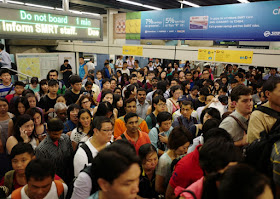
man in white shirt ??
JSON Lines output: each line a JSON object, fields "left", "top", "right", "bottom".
{"left": 0, "top": 43, "right": 11, "bottom": 69}
{"left": 10, "top": 158, "right": 68, "bottom": 199}
{"left": 148, "top": 61, "right": 154, "bottom": 71}
{"left": 73, "top": 116, "right": 113, "bottom": 177}
{"left": 86, "top": 58, "right": 95, "bottom": 71}
{"left": 121, "top": 61, "right": 130, "bottom": 76}
{"left": 115, "top": 55, "right": 123, "bottom": 70}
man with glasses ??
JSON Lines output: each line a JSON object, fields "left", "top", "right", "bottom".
{"left": 198, "top": 69, "right": 211, "bottom": 88}
{"left": 73, "top": 116, "right": 113, "bottom": 177}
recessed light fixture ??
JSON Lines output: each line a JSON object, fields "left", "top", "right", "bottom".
{"left": 116, "top": 0, "right": 162, "bottom": 10}
{"left": 179, "top": 1, "right": 200, "bottom": 8}
{"left": 237, "top": 0, "right": 250, "bottom": 3}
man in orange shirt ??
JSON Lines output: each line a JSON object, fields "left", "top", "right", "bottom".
{"left": 116, "top": 112, "right": 150, "bottom": 154}
{"left": 114, "top": 98, "right": 149, "bottom": 139}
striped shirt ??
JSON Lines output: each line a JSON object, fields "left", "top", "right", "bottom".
{"left": 0, "top": 83, "right": 14, "bottom": 97}
{"left": 35, "top": 134, "right": 74, "bottom": 184}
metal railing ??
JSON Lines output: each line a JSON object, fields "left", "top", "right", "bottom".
{"left": 6, "top": 68, "right": 32, "bottom": 84}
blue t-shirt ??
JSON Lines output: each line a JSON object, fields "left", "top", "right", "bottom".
{"left": 79, "top": 63, "right": 86, "bottom": 79}
{"left": 88, "top": 191, "right": 99, "bottom": 199}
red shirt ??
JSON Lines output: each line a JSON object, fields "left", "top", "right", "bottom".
{"left": 116, "top": 130, "right": 151, "bottom": 154}
{"left": 169, "top": 145, "right": 203, "bottom": 189}
{"left": 5, "top": 94, "right": 15, "bottom": 103}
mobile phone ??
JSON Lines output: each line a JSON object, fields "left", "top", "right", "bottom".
{"left": 160, "top": 133, "right": 165, "bottom": 136}
{"left": 83, "top": 92, "right": 88, "bottom": 95}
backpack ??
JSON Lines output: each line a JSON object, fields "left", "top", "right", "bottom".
{"left": 170, "top": 154, "right": 187, "bottom": 173}
{"left": 4, "top": 170, "right": 15, "bottom": 196}
{"left": 67, "top": 143, "right": 93, "bottom": 198}
{"left": 156, "top": 127, "right": 165, "bottom": 151}
{"left": 243, "top": 106, "right": 280, "bottom": 177}
{"left": 148, "top": 113, "right": 157, "bottom": 129}
{"left": 10, "top": 62, "right": 17, "bottom": 75}
{"left": 11, "top": 180, "right": 64, "bottom": 199}
{"left": 80, "top": 165, "right": 100, "bottom": 195}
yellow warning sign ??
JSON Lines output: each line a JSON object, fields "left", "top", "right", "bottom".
{"left": 215, "top": 50, "right": 253, "bottom": 64}
{"left": 122, "top": 46, "right": 143, "bottom": 56}
{"left": 198, "top": 49, "right": 215, "bottom": 61}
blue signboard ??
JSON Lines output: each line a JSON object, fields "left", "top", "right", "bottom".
{"left": 141, "top": 1, "right": 280, "bottom": 41}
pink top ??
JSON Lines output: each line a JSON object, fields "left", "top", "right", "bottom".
{"left": 97, "top": 92, "right": 102, "bottom": 102}
{"left": 175, "top": 176, "right": 204, "bottom": 199}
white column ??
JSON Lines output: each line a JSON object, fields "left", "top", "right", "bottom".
{"left": 62, "top": 0, "right": 69, "bottom": 12}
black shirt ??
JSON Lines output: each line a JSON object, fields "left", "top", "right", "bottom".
{"left": 60, "top": 64, "right": 72, "bottom": 80}
{"left": 38, "top": 95, "right": 57, "bottom": 121}
{"left": 193, "top": 98, "right": 206, "bottom": 110}
{"left": 64, "top": 89, "right": 83, "bottom": 106}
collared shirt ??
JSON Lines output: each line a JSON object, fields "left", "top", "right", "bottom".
{"left": 149, "top": 124, "right": 173, "bottom": 152}
{"left": 263, "top": 73, "right": 280, "bottom": 80}
{"left": 172, "top": 115, "right": 197, "bottom": 130}
{"left": 219, "top": 110, "right": 249, "bottom": 142}
{"left": 116, "top": 130, "right": 151, "bottom": 154}
{"left": 247, "top": 102, "right": 278, "bottom": 143}
{"left": 0, "top": 50, "right": 11, "bottom": 69}
{"left": 136, "top": 99, "right": 150, "bottom": 119}
{"left": 35, "top": 134, "right": 74, "bottom": 183}
{"left": 146, "top": 90, "right": 156, "bottom": 104}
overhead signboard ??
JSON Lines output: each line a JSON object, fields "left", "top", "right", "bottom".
{"left": 197, "top": 49, "right": 254, "bottom": 64}
{"left": 122, "top": 46, "right": 143, "bottom": 56}
{"left": 0, "top": 4, "right": 102, "bottom": 40}
{"left": 140, "top": 1, "right": 280, "bottom": 41}
{"left": 198, "top": 49, "right": 215, "bottom": 61}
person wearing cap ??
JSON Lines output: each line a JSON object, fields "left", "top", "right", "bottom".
{"left": 172, "top": 101, "right": 197, "bottom": 130}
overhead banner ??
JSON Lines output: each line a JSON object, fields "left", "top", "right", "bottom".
{"left": 0, "top": 4, "right": 102, "bottom": 40}
{"left": 198, "top": 49, "right": 253, "bottom": 64}
{"left": 140, "top": 1, "right": 280, "bottom": 41}
{"left": 123, "top": 46, "right": 143, "bottom": 56}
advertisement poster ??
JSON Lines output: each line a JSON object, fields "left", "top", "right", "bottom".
{"left": 140, "top": 1, "right": 280, "bottom": 41}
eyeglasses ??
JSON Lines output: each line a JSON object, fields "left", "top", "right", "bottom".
{"left": 82, "top": 101, "right": 91, "bottom": 104}
{"left": 157, "top": 103, "right": 166, "bottom": 107}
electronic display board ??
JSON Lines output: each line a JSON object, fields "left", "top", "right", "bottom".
{"left": 0, "top": 4, "right": 102, "bottom": 40}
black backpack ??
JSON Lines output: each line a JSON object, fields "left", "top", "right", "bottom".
{"left": 66, "top": 143, "right": 94, "bottom": 199}
{"left": 148, "top": 113, "right": 157, "bottom": 129}
{"left": 243, "top": 106, "right": 280, "bottom": 177}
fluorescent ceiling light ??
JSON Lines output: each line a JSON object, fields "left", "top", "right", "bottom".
{"left": 237, "top": 0, "right": 250, "bottom": 3}
{"left": 25, "top": 3, "right": 54, "bottom": 9}
{"left": 69, "top": 10, "right": 82, "bottom": 14}
{"left": 55, "top": 7, "right": 64, "bottom": 11}
{"left": 7, "top": 0, "right": 24, "bottom": 4}
{"left": 116, "top": 0, "right": 162, "bottom": 10}
{"left": 82, "top": 12, "right": 100, "bottom": 16}
{"left": 179, "top": 1, "right": 200, "bottom": 7}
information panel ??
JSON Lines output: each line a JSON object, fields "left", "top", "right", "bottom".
{"left": 141, "top": 1, "right": 280, "bottom": 41}
{"left": 197, "top": 49, "right": 253, "bottom": 64}
{"left": 198, "top": 49, "right": 215, "bottom": 61}
{"left": 123, "top": 46, "right": 143, "bottom": 56}
{"left": 0, "top": 5, "right": 102, "bottom": 40}
{"left": 215, "top": 50, "right": 253, "bottom": 64}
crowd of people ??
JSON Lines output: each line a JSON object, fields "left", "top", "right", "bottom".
{"left": 0, "top": 51, "right": 279, "bottom": 199}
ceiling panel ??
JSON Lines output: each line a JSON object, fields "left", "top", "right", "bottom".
{"left": 1, "top": 0, "right": 274, "bottom": 14}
